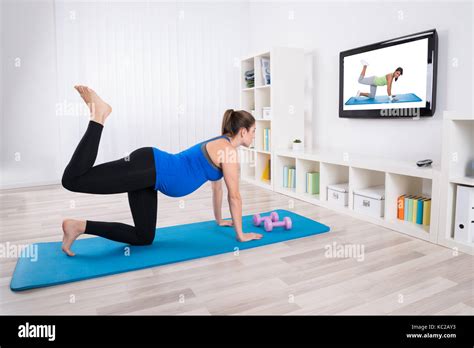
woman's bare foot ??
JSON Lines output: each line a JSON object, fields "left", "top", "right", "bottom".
{"left": 74, "top": 85, "right": 112, "bottom": 125}
{"left": 62, "top": 219, "right": 86, "bottom": 257}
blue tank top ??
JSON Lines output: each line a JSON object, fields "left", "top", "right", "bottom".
{"left": 152, "top": 135, "right": 231, "bottom": 197}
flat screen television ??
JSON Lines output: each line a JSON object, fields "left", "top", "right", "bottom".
{"left": 339, "top": 29, "right": 438, "bottom": 118}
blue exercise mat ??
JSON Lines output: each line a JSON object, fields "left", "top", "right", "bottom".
{"left": 345, "top": 93, "right": 422, "bottom": 105}
{"left": 10, "top": 209, "right": 330, "bottom": 291}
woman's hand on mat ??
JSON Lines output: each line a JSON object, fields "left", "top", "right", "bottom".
{"left": 237, "top": 232, "right": 263, "bottom": 242}
{"left": 217, "top": 219, "right": 233, "bottom": 227}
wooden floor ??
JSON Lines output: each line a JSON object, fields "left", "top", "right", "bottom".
{"left": 0, "top": 181, "right": 472, "bottom": 315}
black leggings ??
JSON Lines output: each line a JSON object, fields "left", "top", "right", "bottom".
{"left": 61, "top": 120, "right": 157, "bottom": 245}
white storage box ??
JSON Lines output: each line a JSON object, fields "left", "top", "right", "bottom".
{"left": 262, "top": 107, "right": 272, "bottom": 119}
{"left": 454, "top": 185, "right": 474, "bottom": 243}
{"left": 353, "top": 185, "right": 385, "bottom": 218}
{"left": 327, "top": 183, "right": 349, "bottom": 207}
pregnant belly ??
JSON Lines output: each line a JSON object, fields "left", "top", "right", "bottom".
{"left": 156, "top": 173, "right": 206, "bottom": 197}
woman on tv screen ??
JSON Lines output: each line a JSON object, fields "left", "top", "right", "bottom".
{"left": 356, "top": 59, "right": 403, "bottom": 102}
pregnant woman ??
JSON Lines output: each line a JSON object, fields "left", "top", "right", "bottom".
{"left": 356, "top": 59, "right": 403, "bottom": 101}
{"left": 61, "top": 86, "right": 261, "bottom": 256}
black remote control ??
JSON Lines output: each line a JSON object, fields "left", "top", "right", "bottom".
{"left": 416, "top": 159, "right": 433, "bottom": 167}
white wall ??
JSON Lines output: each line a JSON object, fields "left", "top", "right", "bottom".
{"left": 0, "top": 0, "right": 60, "bottom": 189}
{"left": 1, "top": 1, "right": 472, "bottom": 189}
{"left": 248, "top": 1, "right": 473, "bottom": 163}
{"left": 53, "top": 0, "right": 248, "bottom": 174}
{"left": 0, "top": 0, "right": 249, "bottom": 189}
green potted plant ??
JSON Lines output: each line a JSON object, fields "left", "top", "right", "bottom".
{"left": 292, "top": 138, "right": 303, "bottom": 151}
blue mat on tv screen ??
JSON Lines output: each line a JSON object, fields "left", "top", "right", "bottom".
{"left": 345, "top": 93, "right": 422, "bottom": 105}
{"left": 10, "top": 209, "right": 330, "bottom": 291}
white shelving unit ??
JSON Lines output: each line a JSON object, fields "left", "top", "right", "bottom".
{"left": 239, "top": 47, "right": 305, "bottom": 190}
{"left": 273, "top": 149, "right": 440, "bottom": 243}
{"left": 438, "top": 112, "right": 474, "bottom": 255}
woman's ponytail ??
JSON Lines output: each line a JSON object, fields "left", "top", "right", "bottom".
{"left": 221, "top": 109, "right": 255, "bottom": 136}
{"left": 221, "top": 109, "right": 234, "bottom": 135}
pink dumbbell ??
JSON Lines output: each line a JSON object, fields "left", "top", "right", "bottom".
{"left": 264, "top": 216, "right": 292, "bottom": 232}
{"left": 253, "top": 211, "right": 279, "bottom": 227}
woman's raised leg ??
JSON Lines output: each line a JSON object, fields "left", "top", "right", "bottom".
{"left": 61, "top": 86, "right": 154, "bottom": 194}
{"left": 61, "top": 85, "right": 112, "bottom": 183}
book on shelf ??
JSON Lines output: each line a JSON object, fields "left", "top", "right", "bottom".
{"left": 261, "top": 158, "right": 271, "bottom": 181}
{"left": 403, "top": 196, "right": 409, "bottom": 220}
{"left": 306, "top": 172, "right": 320, "bottom": 194}
{"left": 265, "top": 128, "right": 268, "bottom": 151}
{"left": 422, "top": 198, "right": 431, "bottom": 226}
{"left": 269, "top": 159, "right": 271, "bottom": 179}
{"left": 407, "top": 197, "right": 413, "bottom": 222}
{"left": 398, "top": 194, "right": 431, "bottom": 226}
{"left": 412, "top": 197, "right": 419, "bottom": 224}
{"left": 397, "top": 195, "right": 405, "bottom": 219}
{"left": 283, "top": 166, "right": 295, "bottom": 188}
{"left": 262, "top": 128, "right": 271, "bottom": 152}
{"left": 416, "top": 199, "right": 424, "bottom": 225}
{"left": 268, "top": 128, "right": 271, "bottom": 151}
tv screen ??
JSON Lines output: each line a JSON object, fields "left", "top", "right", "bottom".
{"left": 339, "top": 29, "right": 438, "bottom": 118}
